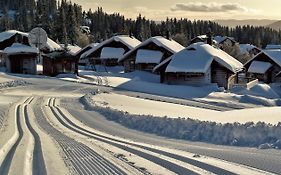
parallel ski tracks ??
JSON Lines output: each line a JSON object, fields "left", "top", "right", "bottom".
{"left": 48, "top": 97, "right": 238, "bottom": 175}
{"left": 35, "top": 97, "right": 127, "bottom": 175}
{"left": 0, "top": 97, "right": 46, "bottom": 175}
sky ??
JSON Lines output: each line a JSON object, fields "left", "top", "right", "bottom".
{"left": 72, "top": 0, "right": 281, "bottom": 21}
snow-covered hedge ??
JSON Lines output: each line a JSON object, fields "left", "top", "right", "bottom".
{"left": 0, "top": 80, "right": 30, "bottom": 89}
{"left": 81, "top": 94, "right": 281, "bottom": 149}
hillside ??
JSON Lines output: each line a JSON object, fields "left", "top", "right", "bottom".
{"left": 267, "top": 20, "right": 281, "bottom": 31}
{"left": 215, "top": 19, "right": 278, "bottom": 28}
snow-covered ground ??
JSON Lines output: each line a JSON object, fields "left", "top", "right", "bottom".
{"left": 1, "top": 69, "right": 281, "bottom": 174}
{"left": 76, "top": 68, "right": 281, "bottom": 108}
{"left": 92, "top": 92, "right": 281, "bottom": 124}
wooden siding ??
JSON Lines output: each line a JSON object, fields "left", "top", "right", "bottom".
{"left": 43, "top": 57, "right": 77, "bottom": 76}
{"left": 6, "top": 54, "right": 37, "bottom": 74}
{"left": 164, "top": 69, "right": 210, "bottom": 86}
{"left": 211, "top": 61, "right": 234, "bottom": 89}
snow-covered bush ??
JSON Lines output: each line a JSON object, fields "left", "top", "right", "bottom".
{"left": 0, "top": 80, "right": 30, "bottom": 89}
{"left": 81, "top": 95, "right": 281, "bottom": 149}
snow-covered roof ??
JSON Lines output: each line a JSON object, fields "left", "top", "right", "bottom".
{"left": 248, "top": 61, "right": 272, "bottom": 74}
{"left": 76, "top": 43, "right": 99, "bottom": 57}
{"left": 213, "top": 36, "right": 236, "bottom": 44}
{"left": 265, "top": 45, "right": 281, "bottom": 50}
{"left": 239, "top": 44, "right": 259, "bottom": 54}
{"left": 0, "top": 30, "right": 28, "bottom": 42}
{"left": 60, "top": 44, "right": 81, "bottom": 55}
{"left": 100, "top": 47, "right": 125, "bottom": 59}
{"left": 119, "top": 36, "right": 184, "bottom": 62}
{"left": 245, "top": 50, "right": 281, "bottom": 69}
{"left": 135, "top": 49, "right": 164, "bottom": 64}
{"left": 81, "top": 36, "right": 141, "bottom": 58}
{"left": 4, "top": 43, "right": 39, "bottom": 55}
{"left": 45, "top": 38, "right": 62, "bottom": 52}
{"left": 164, "top": 43, "right": 243, "bottom": 73}
{"left": 0, "top": 30, "right": 62, "bottom": 52}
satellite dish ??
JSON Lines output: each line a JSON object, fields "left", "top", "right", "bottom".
{"left": 28, "top": 27, "right": 48, "bottom": 49}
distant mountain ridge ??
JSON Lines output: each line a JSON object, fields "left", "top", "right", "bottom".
{"left": 267, "top": 21, "right": 281, "bottom": 31}
{"left": 214, "top": 19, "right": 278, "bottom": 28}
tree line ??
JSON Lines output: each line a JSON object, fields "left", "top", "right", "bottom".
{"left": 0, "top": 0, "right": 281, "bottom": 48}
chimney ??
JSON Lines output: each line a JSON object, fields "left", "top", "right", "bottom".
{"left": 166, "top": 30, "right": 170, "bottom": 40}
{"left": 129, "top": 29, "right": 132, "bottom": 38}
{"left": 207, "top": 27, "right": 213, "bottom": 46}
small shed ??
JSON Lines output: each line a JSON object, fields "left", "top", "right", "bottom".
{"left": 119, "top": 36, "right": 185, "bottom": 72}
{"left": 3, "top": 43, "right": 38, "bottom": 74}
{"left": 244, "top": 50, "right": 281, "bottom": 83}
{"left": 43, "top": 50, "right": 78, "bottom": 76}
{"left": 80, "top": 35, "right": 141, "bottom": 67}
{"left": 154, "top": 43, "right": 243, "bottom": 89}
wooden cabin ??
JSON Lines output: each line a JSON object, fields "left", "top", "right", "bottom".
{"left": 244, "top": 50, "right": 281, "bottom": 84}
{"left": 0, "top": 30, "right": 62, "bottom": 53}
{"left": 80, "top": 36, "right": 140, "bottom": 67}
{"left": 154, "top": 43, "right": 243, "bottom": 89}
{"left": 3, "top": 43, "right": 38, "bottom": 74}
{"left": 0, "top": 30, "right": 29, "bottom": 50}
{"left": 43, "top": 51, "right": 78, "bottom": 76}
{"left": 239, "top": 44, "right": 261, "bottom": 57}
{"left": 77, "top": 43, "right": 99, "bottom": 66}
{"left": 190, "top": 35, "right": 237, "bottom": 50}
{"left": 119, "top": 36, "right": 184, "bottom": 73}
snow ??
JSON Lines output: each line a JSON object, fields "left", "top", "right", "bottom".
{"left": 166, "top": 48, "right": 213, "bottom": 73}
{"left": 265, "top": 44, "right": 281, "bottom": 50}
{"left": 81, "top": 35, "right": 141, "bottom": 58}
{"left": 248, "top": 61, "right": 272, "bottom": 74}
{"left": 3, "top": 43, "right": 39, "bottom": 55}
{"left": 100, "top": 47, "right": 125, "bottom": 59}
{"left": 119, "top": 36, "right": 184, "bottom": 62}
{"left": 263, "top": 50, "right": 281, "bottom": 67}
{"left": 91, "top": 92, "right": 281, "bottom": 124}
{"left": 135, "top": 49, "right": 164, "bottom": 64}
{"left": 60, "top": 44, "right": 81, "bottom": 55}
{"left": 239, "top": 44, "right": 258, "bottom": 54}
{"left": 45, "top": 38, "right": 62, "bottom": 51}
{"left": 213, "top": 36, "right": 236, "bottom": 44}
{"left": 165, "top": 43, "right": 243, "bottom": 73}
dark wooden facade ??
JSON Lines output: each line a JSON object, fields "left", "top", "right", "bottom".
{"left": 123, "top": 42, "right": 174, "bottom": 73}
{"left": 88, "top": 41, "right": 131, "bottom": 66}
{"left": 244, "top": 52, "right": 281, "bottom": 83}
{"left": 43, "top": 51, "right": 78, "bottom": 76}
{"left": 6, "top": 53, "right": 37, "bottom": 74}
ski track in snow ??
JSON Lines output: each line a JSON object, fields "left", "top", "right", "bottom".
{"left": 51, "top": 97, "right": 274, "bottom": 175}
{"left": 33, "top": 97, "right": 128, "bottom": 175}
{"left": 0, "top": 97, "right": 46, "bottom": 175}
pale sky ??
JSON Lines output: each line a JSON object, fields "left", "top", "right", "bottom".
{"left": 72, "top": 0, "right": 281, "bottom": 20}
